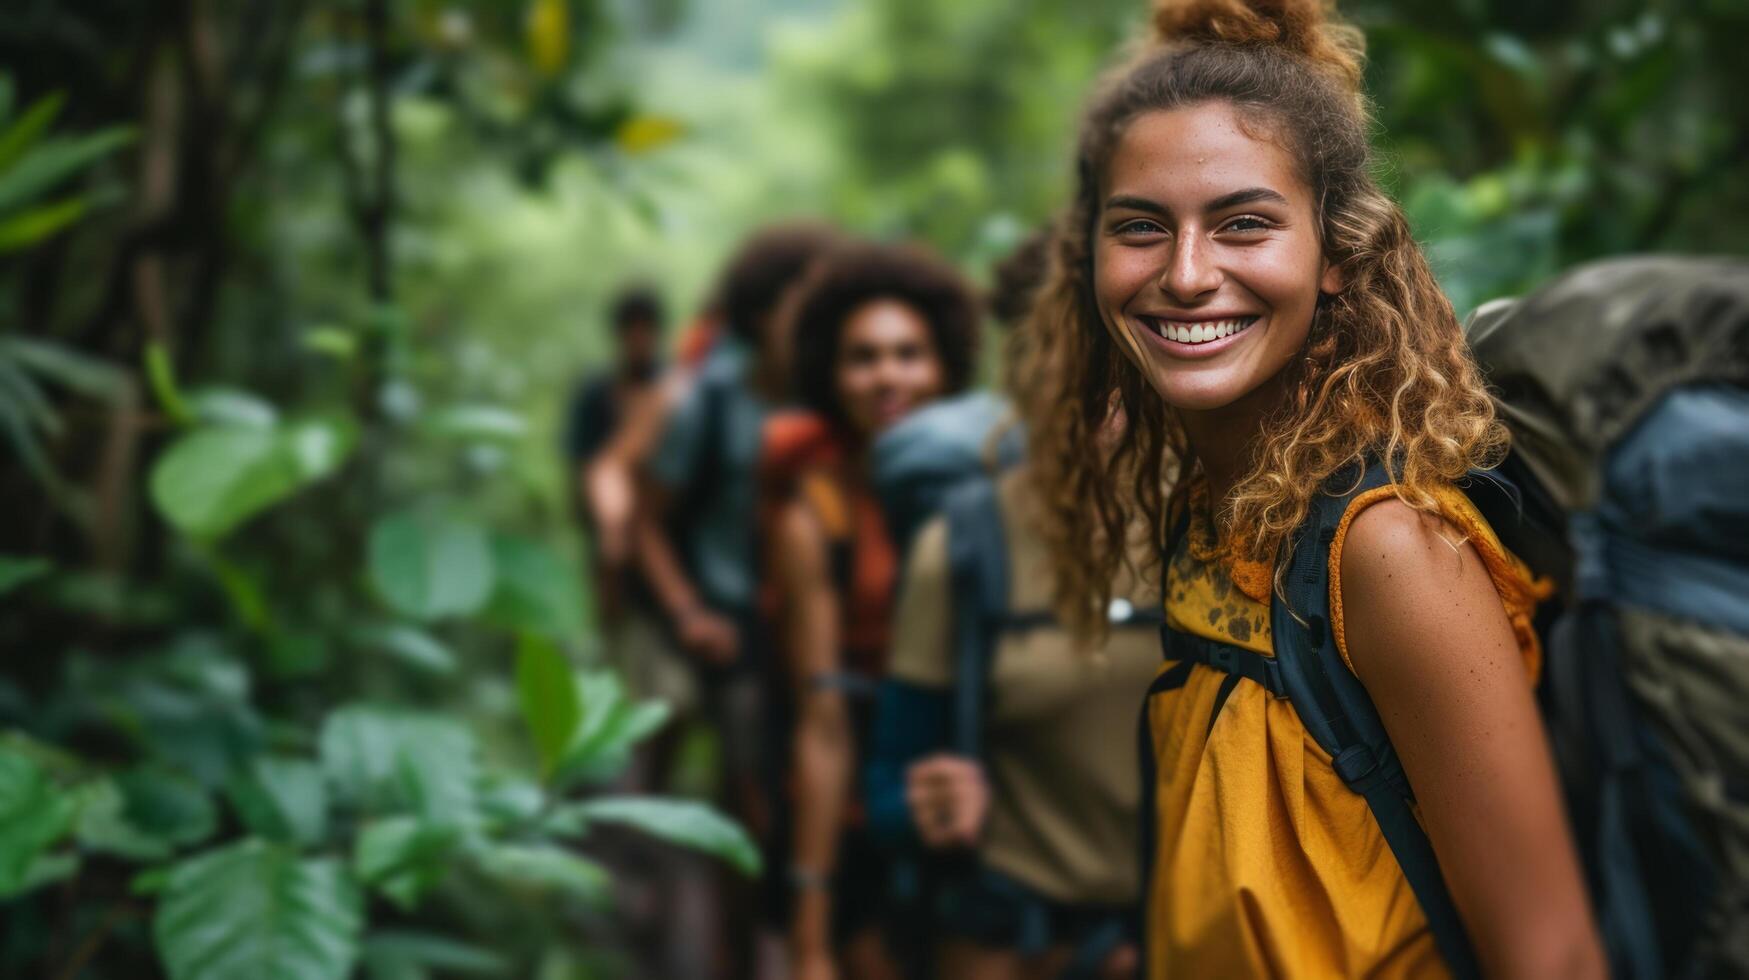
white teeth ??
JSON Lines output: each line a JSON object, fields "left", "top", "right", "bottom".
{"left": 1153, "top": 316, "right": 1255, "bottom": 344}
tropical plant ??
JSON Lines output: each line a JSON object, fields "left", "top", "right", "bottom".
{"left": 0, "top": 75, "right": 134, "bottom": 497}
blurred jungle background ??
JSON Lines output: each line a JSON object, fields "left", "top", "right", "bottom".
{"left": 1, "top": 0, "right": 1745, "bottom": 977}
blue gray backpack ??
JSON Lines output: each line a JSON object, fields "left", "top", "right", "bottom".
{"left": 1147, "top": 255, "right": 1749, "bottom": 979}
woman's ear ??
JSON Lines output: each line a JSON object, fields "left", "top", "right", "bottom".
{"left": 1319, "top": 260, "right": 1345, "bottom": 296}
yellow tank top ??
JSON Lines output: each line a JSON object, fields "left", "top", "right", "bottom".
{"left": 1142, "top": 479, "right": 1551, "bottom": 979}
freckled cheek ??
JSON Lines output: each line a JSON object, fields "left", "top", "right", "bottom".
{"left": 836, "top": 366, "right": 870, "bottom": 405}
{"left": 1231, "top": 246, "right": 1324, "bottom": 307}
{"left": 1094, "top": 251, "right": 1157, "bottom": 321}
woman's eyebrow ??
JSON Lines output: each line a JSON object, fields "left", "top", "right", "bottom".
{"left": 1104, "top": 187, "right": 1289, "bottom": 217}
{"left": 1205, "top": 187, "right": 1288, "bottom": 211}
{"left": 1103, "top": 194, "right": 1171, "bottom": 217}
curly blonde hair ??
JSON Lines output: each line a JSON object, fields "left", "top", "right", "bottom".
{"left": 1021, "top": 0, "right": 1508, "bottom": 642}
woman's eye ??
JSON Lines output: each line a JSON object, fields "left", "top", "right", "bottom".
{"left": 1116, "top": 218, "right": 1166, "bottom": 236}
{"left": 1221, "top": 215, "right": 1272, "bottom": 233}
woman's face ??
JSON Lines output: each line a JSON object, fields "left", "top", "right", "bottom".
{"left": 1092, "top": 102, "right": 1341, "bottom": 417}
{"left": 834, "top": 298, "right": 946, "bottom": 436}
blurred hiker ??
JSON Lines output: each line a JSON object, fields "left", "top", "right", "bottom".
{"left": 563, "top": 285, "right": 718, "bottom": 976}
{"left": 637, "top": 222, "right": 843, "bottom": 978}
{"left": 760, "top": 242, "right": 980, "bottom": 980}
{"left": 865, "top": 231, "right": 1151, "bottom": 980}
{"left": 1022, "top": 0, "right": 1604, "bottom": 976}
{"left": 867, "top": 445, "right": 1156, "bottom": 979}
{"left": 638, "top": 223, "right": 841, "bottom": 671}
{"left": 870, "top": 229, "right": 1047, "bottom": 553}
{"left": 565, "top": 285, "right": 703, "bottom": 749}
{"left": 581, "top": 299, "right": 722, "bottom": 572}
{"left": 566, "top": 285, "right": 671, "bottom": 628}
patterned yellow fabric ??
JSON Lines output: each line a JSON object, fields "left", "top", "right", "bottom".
{"left": 1143, "top": 479, "right": 1548, "bottom": 979}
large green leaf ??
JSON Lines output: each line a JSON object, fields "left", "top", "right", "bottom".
{"left": 474, "top": 843, "right": 609, "bottom": 904}
{"left": 553, "top": 796, "right": 760, "bottom": 875}
{"left": 0, "top": 91, "right": 65, "bottom": 175}
{"left": 169, "top": 428, "right": 302, "bottom": 532}
{"left": 318, "top": 706, "right": 479, "bottom": 827}
{"left": 0, "top": 127, "right": 134, "bottom": 215}
{"left": 553, "top": 671, "right": 672, "bottom": 788}
{"left": 88, "top": 640, "right": 265, "bottom": 788}
{"left": 72, "top": 777, "right": 176, "bottom": 861}
{"left": 477, "top": 774, "right": 544, "bottom": 829}
{"left": 150, "top": 417, "right": 356, "bottom": 539}
{"left": 0, "top": 335, "right": 128, "bottom": 399}
{"left": 352, "top": 816, "right": 459, "bottom": 911}
{"left": 357, "top": 623, "right": 457, "bottom": 675}
{"left": 0, "top": 555, "right": 51, "bottom": 595}
{"left": 362, "top": 931, "right": 508, "bottom": 978}
{"left": 226, "top": 756, "right": 328, "bottom": 847}
{"left": 113, "top": 766, "right": 218, "bottom": 848}
{"left": 0, "top": 744, "right": 77, "bottom": 898}
{"left": 515, "top": 634, "right": 580, "bottom": 778}
{"left": 154, "top": 839, "right": 362, "bottom": 980}
{"left": 481, "top": 533, "right": 587, "bottom": 638}
{"left": 367, "top": 511, "right": 494, "bottom": 620}
{"left": 0, "top": 195, "right": 86, "bottom": 252}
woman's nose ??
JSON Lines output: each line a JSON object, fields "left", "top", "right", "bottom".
{"left": 1159, "top": 234, "right": 1221, "bottom": 301}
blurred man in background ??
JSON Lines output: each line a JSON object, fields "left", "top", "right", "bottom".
{"left": 612, "top": 222, "right": 843, "bottom": 978}
{"left": 565, "top": 286, "right": 722, "bottom": 977}
{"left": 567, "top": 286, "right": 667, "bottom": 617}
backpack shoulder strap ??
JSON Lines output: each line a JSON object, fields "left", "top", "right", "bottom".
{"left": 1271, "top": 459, "right": 1482, "bottom": 980}
{"left": 798, "top": 470, "right": 855, "bottom": 595}
{"left": 943, "top": 476, "right": 1008, "bottom": 758}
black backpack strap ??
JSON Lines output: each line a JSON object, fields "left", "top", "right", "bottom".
{"left": 1271, "top": 460, "right": 1481, "bottom": 980}
{"left": 1138, "top": 498, "right": 1194, "bottom": 970}
{"left": 944, "top": 476, "right": 1008, "bottom": 758}
{"left": 1159, "top": 627, "right": 1287, "bottom": 697}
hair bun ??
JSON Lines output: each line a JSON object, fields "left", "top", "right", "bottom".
{"left": 1152, "top": 0, "right": 1365, "bottom": 90}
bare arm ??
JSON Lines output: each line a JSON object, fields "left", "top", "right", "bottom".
{"left": 774, "top": 499, "right": 850, "bottom": 960}
{"left": 604, "top": 371, "right": 684, "bottom": 467}
{"left": 590, "top": 368, "right": 735, "bottom": 661}
{"left": 580, "top": 371, "right": 685, "bottom": 566}
{"left": 1341, "top": 500, "right": 1604, "bottom": 979}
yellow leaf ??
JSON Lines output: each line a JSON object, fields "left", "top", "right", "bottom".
{"left": 615, "top": 115, "right": 685, "bottom": 155}
{"left": 526, "top": 0, "right": 570, "bottom": 78}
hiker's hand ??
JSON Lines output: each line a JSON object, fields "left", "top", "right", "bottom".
{"left": 905, "top": 754, "right": 988, "bottom": 849}
{"left": 790, "top": 949, "right": 836, "bottom": 980}
{"left": 583, "top": 458, "right": 635, "bottom": 566}
{"left": 1100, "top": 943, "right": 1139, "bottom": 979}
{"left": 677, "top": 608, "right": 738, "bottom": 664}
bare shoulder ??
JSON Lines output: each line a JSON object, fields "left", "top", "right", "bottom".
{"left": 773, "top": 495, "right": 829, "bottom": 578}
{"left": 1340, "top": 496, "right": 1481, "bottom": 592}
{"left": 1338, "top": 495, "right": 1514, "bottom": 684}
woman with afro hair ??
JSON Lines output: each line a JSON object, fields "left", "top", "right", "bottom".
{"left": 761, "top": 240, "right": 980, "bottom": 980}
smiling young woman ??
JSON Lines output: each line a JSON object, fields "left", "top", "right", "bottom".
{"left": 1017, "top": 0, "right": 1607, "bottom": 977}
